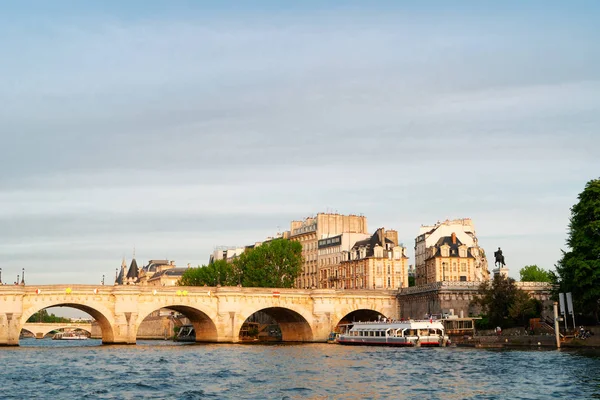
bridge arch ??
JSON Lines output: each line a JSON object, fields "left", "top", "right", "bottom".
{"left": 136, "top": 303, "right": 218, "bottom": 342}
{"left": 237, "top": 306, "right": 313, "bottom": 342}
{"left": 20, "top": 302, "right": 115, "bottom": 343}
{"left": 33, "top": 325, "right": 92, "bottom": 338}
{"left": 333, "top": 306, "right": 390, "bottom": 330}
{"left": 20, "top": 328, "right": 35, "bottom": 339}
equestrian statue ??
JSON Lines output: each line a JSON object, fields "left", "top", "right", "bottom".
{"left": 494, "top": 247, "right": 506, "bottom": 268}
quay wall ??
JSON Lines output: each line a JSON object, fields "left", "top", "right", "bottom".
{"left": 397, "top": 281, "right": 553, "bottom": 320}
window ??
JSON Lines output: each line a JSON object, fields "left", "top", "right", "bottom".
{"left": 461, "top": 263, "right": 466, "bottom": 272}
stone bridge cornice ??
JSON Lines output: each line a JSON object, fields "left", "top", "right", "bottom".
{"left": 1, "top": 285, "right": 399, "bottom": 298}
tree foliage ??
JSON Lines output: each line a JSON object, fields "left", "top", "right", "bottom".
{"left": 519, "top": 265, "right": 552, "bottom": 282}
{"left": 555, "top": 178, "right": 600, "bottom": 322}
{"left": 27, "top": 309, "right": 71, "bottom": 323}
{"left": 234, "top": 239, "right": 303, "bottom": 288}
{"left": 472, "top": 275, "right": 541, "bottom": 328}
{"left": 179, "top": 239, "right": 303, "bottom": 288}
{"left": 509, "top": 290, "right": 543, "bottom": 327}
{"left": 179, "top": 259, "right": 238, "bottom": 286}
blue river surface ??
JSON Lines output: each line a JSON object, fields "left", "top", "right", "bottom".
{"left": 1, "top": 339, "right": 600, "bottom": 400}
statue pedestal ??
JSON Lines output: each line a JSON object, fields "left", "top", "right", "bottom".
{"left": 493, "top": 266, "right": 509, "bottom": 279}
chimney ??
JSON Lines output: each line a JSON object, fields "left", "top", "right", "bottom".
{"left": 378, "top": 228, "right": 385, "bottom": 246}
{"left": 451, "top": 232, "right": 457, "bottom": 244}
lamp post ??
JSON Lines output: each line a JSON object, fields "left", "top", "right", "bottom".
{"left": 21, "top": 268, "right": 25, "bottom": 285}
{"left": 102, "top": 275, "right": 105, "bottom": 285}
{"left": 0, "top": 267, "right": 2, "bottom": 284}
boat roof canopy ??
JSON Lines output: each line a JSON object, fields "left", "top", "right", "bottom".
{"left": 349, "top": 320, "right": 445, "bottom": 331}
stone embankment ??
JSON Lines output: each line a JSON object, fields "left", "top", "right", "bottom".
{"left": 455, "top": 326, "right": 600, "bottom": 349}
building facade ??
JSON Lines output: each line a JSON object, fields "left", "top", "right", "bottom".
{"left": 289, "top": 213, "right": 368, "bottom": 289}
{"left": 317, "top": 232, "right": 371, "bottom": 288}
{"left": 415, "top": 219, "right": 489, "bottom": 285}
{"left": 138, "top": 260, "right": 175, "bottom": 285}
{"left": 116, "top": 258, "right": 189, "bottom": 286}
{"left": 333, "top": 228, "right": 409, "bottom": 290}
{"left": 421, "top": 233, "right": 479, "bottom": 284}
{"left": 208, "top": 247, "right": 246, "bottom": 264}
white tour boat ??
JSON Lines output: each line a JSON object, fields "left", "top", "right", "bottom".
{"left": 337, "top": 320, "right": 449, "bottom": 347}
{"left": 52, "top": 331, "right": 89, "bottom": 340}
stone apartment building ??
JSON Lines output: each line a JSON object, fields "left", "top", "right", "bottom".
{"left": 332, "top": 228, "right": 409, "bottom": 290}
{"left": 415, "top": 219, "right": 489, "bottom": 285}
{"left": 208, "top": 246, "right": 246, "bottom": 264}
{"left": 289, "top": 213, "right": 368, "bottom": 289}
{"left": 116, "top": 259, "right": 188, "bottom": 287}
{"left": 317, "top": 232, "right": 371, "bottom": 288}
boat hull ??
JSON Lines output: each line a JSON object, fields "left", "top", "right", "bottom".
{"left": 338, "top": 339, "right": 415, "bottom": 346}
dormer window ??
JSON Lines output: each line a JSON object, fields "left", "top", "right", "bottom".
{"left": 441, "top": 245, "right": 449, "bottom": 257}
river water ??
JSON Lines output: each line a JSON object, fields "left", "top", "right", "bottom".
{"left": 1, "top": 339, "right": 599, "bottom": 399}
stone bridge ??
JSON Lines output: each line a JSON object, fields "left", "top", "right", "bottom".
{"left": 0, "top": 285, "right": 398, "bottom": 346}
{"left": 22, "top": 322, "right": 93, "bottom": 339}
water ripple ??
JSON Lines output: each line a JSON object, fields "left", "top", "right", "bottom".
{"left": 1, "top": 340, "right": 599, "bottom": 399}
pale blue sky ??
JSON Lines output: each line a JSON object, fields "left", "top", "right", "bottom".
{"left": 1, "top": 1, "right": 599, "bottom": 286}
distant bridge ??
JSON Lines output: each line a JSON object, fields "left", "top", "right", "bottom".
{"left": 1, "top": 285, "right": 398, "bottom": 346}
{"left": 22, "top": 322, "right": 93, "bottom": 339}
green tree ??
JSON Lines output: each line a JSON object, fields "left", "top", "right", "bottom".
{"left": 179, "top": 259, "right": 239, "bottom": 286}
{"left": 509, "top": 290, "right": 542, "bottom": 327}
{"left": 472, "top": 275, "right": 523, "bottom": 328}
{"left": 27, "top": 309, "right": 71, "bottom": 323}
{"left": 555, "top": 178, "right": 600, "bottom": 322}
{"left": 519, "top": 265, "right": 552, "bottom": 282}
{"left": 408, "top": 276, "right": 415, "bottom": 287}
{"left": 234, "top": 239, "right": 303, "bottom": 288}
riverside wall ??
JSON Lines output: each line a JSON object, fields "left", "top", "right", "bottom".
{"left": 397, "top": 281, "right": 553, "bottom": 320}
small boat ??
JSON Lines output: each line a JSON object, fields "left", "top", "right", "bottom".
{"left": 327, "top": 332, "right": 339, "bottom": 344}
{"left": 52, "top": 331, "right": 89, "bottom": 340}
{"left": 174, "top": 324, "right": 196, "bottom": 342}
{"left": 337, "top": 319, "right": 449, "bottom": 347}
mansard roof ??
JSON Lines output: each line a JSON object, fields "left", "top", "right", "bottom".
{"left": 350, "top": 228, "right": 395, "bottom": 257}
{"left": 143, "top": 260, "right": 171, "bottom": 273}
{"left": 147, "top": 268, "right": 187, "bottom": 282}
{"left": 428, "top": 235, "right": 474, "bottom": 259}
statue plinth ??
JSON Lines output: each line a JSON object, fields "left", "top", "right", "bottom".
{"left": 493, "top": 266, "right": 509, "bottom": 279}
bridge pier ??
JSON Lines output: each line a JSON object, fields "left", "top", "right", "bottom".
{"left": 0, "top": 313, "right": 22, "bottom": 346}
{"left": 109, "top": 312, "right": 138, "bottom": 345}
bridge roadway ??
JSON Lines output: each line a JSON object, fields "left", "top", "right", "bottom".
{"left": 22, "top": 322, "right": 93, "bottom": 339}
{"left": 0, "top": 285, "right": 398, "bottom": 346}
